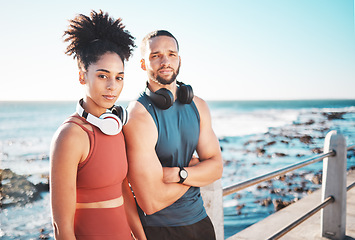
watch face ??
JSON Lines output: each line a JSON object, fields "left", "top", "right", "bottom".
{"left": 180, "top": 169, "right": 188, "bottom": 179}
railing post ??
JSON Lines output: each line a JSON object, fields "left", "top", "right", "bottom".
{"left": 201, "top": 179, "right": 224, "bottom": 240}
{"left": 321, "top": 130, "right": 347, "bottom": 239}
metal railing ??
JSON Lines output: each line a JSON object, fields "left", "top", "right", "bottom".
{"left": 223, "top": 145, "right": 355, "bottom": 197}
{"left": 268, "top": 178, "right": 355, "bottom": 240}
{"left": 223, "top": 150, "right": 335, "bottom": 197}
{"left": 267, "top": 195, "right": 335, "bottom": 239}
{"left": 222, "top": 130, "right": 355, "bottom": 240}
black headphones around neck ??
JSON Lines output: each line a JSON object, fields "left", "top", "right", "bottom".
{"left": 145, "top": 81, "right": 194, "bottom": 110}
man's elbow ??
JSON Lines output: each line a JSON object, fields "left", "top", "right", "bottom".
{"left": 140, "top": 204, "right": 159, "bottom": 215}
{"left": 136, "top": 199, "right": 164, "bottom": 215}
{"left": 214, "top": 159, "right": 223, "bottom": 180}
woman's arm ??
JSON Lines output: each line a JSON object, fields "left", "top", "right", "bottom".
{"left": 50, "top": 123, "right": 88, "bottom": 240}
{"left": 122, "top": 178, "right": 147, "bottom": 240}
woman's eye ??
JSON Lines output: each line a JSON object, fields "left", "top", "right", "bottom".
{"left": 98, "top": 74, "right": 107, "bottom": 79}
{"left": 117, "top": 76, "right": 124, "bottom": 81}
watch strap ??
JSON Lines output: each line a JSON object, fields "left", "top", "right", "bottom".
{"left": 178, "top": 167, "right": 188, "bottom": 184}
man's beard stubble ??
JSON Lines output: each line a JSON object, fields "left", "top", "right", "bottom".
{"left": 149, "top": 64, "right": 181, "bottom": 85}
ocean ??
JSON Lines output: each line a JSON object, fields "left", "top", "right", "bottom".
{"left": 1, "top": 99, "right": 355, "bottom": 239}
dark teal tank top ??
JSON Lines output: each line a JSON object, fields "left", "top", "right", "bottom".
{"left": 137, "top": 92, "right": 207, "bottom": 227}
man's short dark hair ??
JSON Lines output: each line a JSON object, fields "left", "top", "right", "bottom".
{"left": 140, "top": 30, "right": 179, "bottom": 57}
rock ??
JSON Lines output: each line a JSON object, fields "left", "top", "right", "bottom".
{"left": 236, "top": 204, "right": 245, "bottom": 211}
{"left": 224, "top": 160, "right": 232, "bottom": 166}
{"left": 257, "top": 185, "right": 267, "bottom": 190}
{"left": 348, "top": 150, "right": 355, "bottom": 159}
{"left": 270, "top": 188, "right": 281, "bottom": 194}
{"left": 233, "top": 194, "right": 242, "bottom": 199}
{"left": 311, "top": 173, "right": 322, "bottom": 185}
{"left": 219, "top": 137, "right": 229, "bottom": 143}
{"left": 322, "top": 112, "right": 346, "bottom": 120}
{"left": 265, "top": 141, "right": 276, "bottom": 146}
{"left": 260, "top": 198, "right": 272, "bottom": 206}
{"left": 39, "top": 228, "right": 50, "bottom": 239}
{"left": 1, "top": 168, "right": 49, "bottom": 208}
{"left": 256, "top": 147, "right": 266, "bottom": 157}
{"left": 304, "top": 119, "right": 315, "bottom": 125}
{"left": 311, "top": 148, "right": 322, "bottom": 154}
{"left": 276, "top": 175, "right": 286, "bottom": 181}
{"left": 299, "top": 135, "right": 313, "bottom": 144}
{"left": 35, "top": 182, "right": 50, "bottom": 192}
{"left": 293, "top": 187, "right": 306, "bottom": 193}
{"left": 273, "top": 199, "right": 293, "bottom": 211}
{"left": 273, "top": 152, "right": 288, "bottom": 157}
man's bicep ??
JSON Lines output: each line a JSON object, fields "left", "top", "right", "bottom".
{"left": 195, "top": 98, "right": 221, "bottom": 161}
{"left": 124, "top": 116, "right": 164, "bottom": 200}
{"left": 126, "top": 142, "right": 163, "bottom": 184}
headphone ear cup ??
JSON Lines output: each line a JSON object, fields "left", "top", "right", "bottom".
{"left": 177, "top": 84, "right": 194, "bottom": 104}
{"left": 112, "top": 106, "right": 128, "bottom": 125}
{"left": 98, "top": 113, "right": 122, "bottom": 135}
{"left": 146, "top": 88, "right": 174, "bottom": 110}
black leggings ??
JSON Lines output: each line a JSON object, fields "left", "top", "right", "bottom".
{"left": 143, "top": 216, "right": 216, "bottom": 240}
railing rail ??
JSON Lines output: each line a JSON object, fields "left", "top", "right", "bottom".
{"left": 267, "top": 180, "right": 355, "bottom": 240}
{"left": 222, "top": 150, "right": 335, "bottom": 196}
{"left": 213, "top": 131, "right": 354, "bottom": 240}
{"left": 223, "top": 144, "right": 355, "bottom": 197}
{"left": 267, "top": 195, "right": 335, "bottom": 240}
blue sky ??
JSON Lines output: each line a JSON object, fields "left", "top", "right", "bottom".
{"left": 1, "top": 0, "right": 354, "bottom": 101}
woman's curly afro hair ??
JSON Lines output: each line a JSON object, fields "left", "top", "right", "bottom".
{"left": 64, "top": 10, "right": 135, "bottom": 70}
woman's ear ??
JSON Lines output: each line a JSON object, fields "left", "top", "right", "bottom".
{"left": 79, "top": 71, "right": 86, "bottom": 84}
{"left": 140, "top": 59, "right": 146, "bottom": 71}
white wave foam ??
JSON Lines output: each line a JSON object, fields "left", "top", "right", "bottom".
{"left": 211, "top": 109, "right": 300, "bottom": 137}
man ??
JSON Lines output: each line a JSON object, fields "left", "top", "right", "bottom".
{"left": 124, "top": 30, "right": 223, "bottom": 240}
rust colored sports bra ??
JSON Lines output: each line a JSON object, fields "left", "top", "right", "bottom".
{"left": 65, "top": 116, "right": 128, "bottom": 203}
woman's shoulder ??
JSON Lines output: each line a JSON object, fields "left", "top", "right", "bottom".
{"left": 50, "top": 115, "right": 91, "bottom": 164}
{"left": 52, "top": 115, "right": 91, "bottom": 147}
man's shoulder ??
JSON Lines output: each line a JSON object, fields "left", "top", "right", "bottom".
{"left": 124, "top": 100, "right": 158, "bottom": 142}
{"left": 193, "top": 95, "right": 209, "bottom": 113}
{"left": 125, "top": 99, "right": 157, "bottom": 130}
{"left": 193, "top": 95, "right": 205, "bottom": 104}
{"left": 127, "top": 100, "right": 148, "bottom": 119}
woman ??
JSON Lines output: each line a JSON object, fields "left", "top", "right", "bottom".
{"left": 50, "top": 10, "right": 146, "bottom": 240}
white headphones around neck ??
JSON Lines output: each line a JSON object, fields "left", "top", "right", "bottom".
{"left": 76, "top": 99, "right": 128, "bottom": 135}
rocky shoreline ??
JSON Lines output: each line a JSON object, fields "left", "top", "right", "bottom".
{"left": 1, "top": 168, "right": 49, "bottom": 208}
{"left": 221, "top": 110, "right": 355, "bottom": 215}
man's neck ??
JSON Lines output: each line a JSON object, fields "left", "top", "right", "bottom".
{"left": 148, "top": 80, "right": 178, "bottom": 99}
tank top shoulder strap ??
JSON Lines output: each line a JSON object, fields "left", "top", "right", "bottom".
{"left": 62, "top": 115, "right": 93, "bottom": 135}
{"left": 62, "top": 116, "right": 95, "bottom": 169}
{"left": 137, "top": 92, "right": 159, "bottom": 127}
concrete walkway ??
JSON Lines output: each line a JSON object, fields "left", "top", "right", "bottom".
{"left": 228, "top": 170, "right": 355, "bottom": 240}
